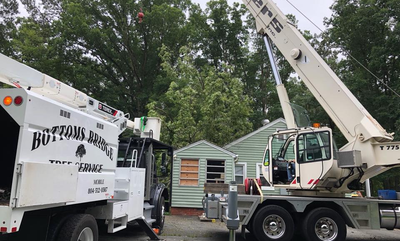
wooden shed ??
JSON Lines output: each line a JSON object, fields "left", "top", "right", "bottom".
{"left": 170, "top": 140, "right": 237, "bottom": 215}
{"left": 224, "top": 118, "right": 287, "bottom": 194}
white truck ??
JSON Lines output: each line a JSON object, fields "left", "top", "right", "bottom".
{"left": 0, "top": 54, "right": 172, "bottom": 241}
{"left": 204, "top": 1, "right": 400, "bottom": 241}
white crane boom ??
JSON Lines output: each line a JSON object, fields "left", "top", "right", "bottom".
{"left": 242, "top": 0, "right": 393, "bottom": 143}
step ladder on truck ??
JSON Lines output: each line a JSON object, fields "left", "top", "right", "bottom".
{"left": 0, "top": 53, "right": 173, "bottom": 241}
{"left": 203, "top": 1, "right": 400, "bottom": 241}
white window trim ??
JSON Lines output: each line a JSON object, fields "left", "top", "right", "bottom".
{"left": 234, "top": 162, "right": 247, "bottom": 184}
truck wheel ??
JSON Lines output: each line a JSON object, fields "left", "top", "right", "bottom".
{"left": 57, "top": 214, "right": 98, "bottom": 241}
{"left": 303, "top": 208, "right": 346, "bottom": 241}
{"left": 46, "top": 215, "right": 72, "bottom": 241}
{"left": 252, "top": 205, "right": 294, "bottom": 241}
{"left": 153, "top": 196, "right": 165, "bottom": 233}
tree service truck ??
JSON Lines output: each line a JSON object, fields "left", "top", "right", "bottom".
{"left": 0, "top": 53, "right": 172, "bottom": 241}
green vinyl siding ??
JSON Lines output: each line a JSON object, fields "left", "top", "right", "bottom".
{"left": 225, "top": 120, "right": 287, "bottom": 179}
{"left": 224, "top": 119, "right": 287, "bottom": 195}
{"left": 172, "top": 141, "right": 236, "bottom": 208}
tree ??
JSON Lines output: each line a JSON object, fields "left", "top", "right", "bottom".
{"left": 0, "top": 0, "right": 18, "bottom": 56}
{"left": 327, "top": 0, "right": 400, "bottom": 140}
{"left": 9, "top": 0, "right": 193, "bottom": 118}
{"left": 188, "top": 0, "right": 249, "bottom": 75}
{"left": 326, "top": 0, "right": 400, "bottom": 193}
{"left": 148, "top": 45, "right": 252, "bottom": 148}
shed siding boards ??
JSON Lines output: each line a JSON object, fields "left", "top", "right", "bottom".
{"left": 224, "top": 118, "right": 287, "bottom": 195}
{"left": 172, "top": 141, "right": 236, "bottom": 208}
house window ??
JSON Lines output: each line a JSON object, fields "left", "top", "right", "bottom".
{"left": 206, "top": 160, "right": 225, "bottom": 183}
{"left": 180, "top": 159, "right": 199, "bottom": 186}
{"left": 235, "top": 162, "right": 247, "bottom": 184}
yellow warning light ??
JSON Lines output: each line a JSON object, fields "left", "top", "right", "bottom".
{"left": 312, "top": 123, "right": 321, "bottom": 128}
{"left": 3, "top": 96, "right": 12, "bottom": 106}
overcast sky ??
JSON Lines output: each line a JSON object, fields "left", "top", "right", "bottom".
{"left": 193, "top": 0, "right": 335, "bottom": 33}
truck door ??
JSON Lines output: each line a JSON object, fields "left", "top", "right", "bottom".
{"left": 268, "top": 133, "right": 296, "bottom": 185}
{"left": 296, "top": 131, "right": 333, "bottom": 188}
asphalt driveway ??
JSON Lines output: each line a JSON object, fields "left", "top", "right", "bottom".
{"left": 99, "top": 215, "right": 400, "bottom": 241}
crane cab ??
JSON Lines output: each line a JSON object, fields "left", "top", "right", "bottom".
{"left": 262, "top": 127, "right": 337, "bottom": 190}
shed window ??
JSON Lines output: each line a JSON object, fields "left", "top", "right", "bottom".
{"left": 206, "top": 160, "right": 225, "bottom": 183}
{"left": 180, "top": 159, "right": 199, "bottom": 186}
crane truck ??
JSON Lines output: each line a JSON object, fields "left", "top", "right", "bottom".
{"left": 203, "top": 1, "right": 400, "bottom": 241}
{"left": 0, "top": 53, "right": 172, "bottom": 241}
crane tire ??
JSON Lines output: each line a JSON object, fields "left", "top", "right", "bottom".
{"left": 57, "top": 214, "right": 98, "bottom": 241}
{"left": 252, "top": 205, "right": 294, "bottom": 241}
{"left": 303, "top": 207, "right": 346, "bottom": 241}
{"left": 245, "top": 221, "right": 254, "bottom": 234}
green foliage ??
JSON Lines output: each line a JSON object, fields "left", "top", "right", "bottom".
{"left": 0, "top": 0, "right": 18, "bottom": 56}
{"left": 327, "top": 0, "right": 400, "bottom": 140}
{"left": 327, "top": 0, "right": 400, "bottom": 192}
{"left": 148, "top": 45, "right": 252, "bottom": 148}
{"left": 371, "top": 167, "right": 400, "bottom": 195}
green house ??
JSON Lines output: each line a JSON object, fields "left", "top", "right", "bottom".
{"left": 171, "top": 140, "right": 237, "bottom": 214}
{"left": 224, "top": 118, "right": 287, "bottom": 194}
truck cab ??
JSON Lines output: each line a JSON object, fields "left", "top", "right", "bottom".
{"left": 263, "top": 126, "right": 338, "bottom": 190}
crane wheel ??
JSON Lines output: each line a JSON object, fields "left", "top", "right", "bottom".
{"left": 252, "top": 205, "right": 294, "bottom": 241}
{"left": 57, "top": 214, "right": 98, "bottom": 241}
{"left": 303, "top": 207, "right": 346, "bottom": 241}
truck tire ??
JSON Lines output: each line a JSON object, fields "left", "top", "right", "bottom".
{"left": 252, "top": 205, "right": 294, "bottom": 241}
{"left": 303, "top": 207, "right": 346, "bottom": 241}
{"left": 46, "top": 214, "right": 72, "bottom": 241}
{"left": 57, "top": 214, "right": 98, "bottom": 241}
{"left": 152, "top": 196, "right": 165, "bottom": 233}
